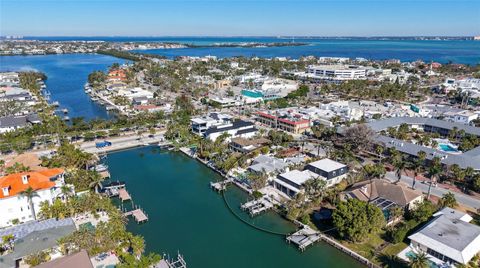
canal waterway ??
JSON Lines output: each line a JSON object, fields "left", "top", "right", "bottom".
{"left": 0, "top": 54, "right": 126, "bottom": 120}
{"left": 105, "top": 147, "right": 364, "bottom": 268}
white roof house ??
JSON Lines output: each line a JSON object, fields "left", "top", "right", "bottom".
{"left": 308, "top": 158, "right": 347, "bottom": 172}
{"left": 408, "top": 208, "right": 480, "bottom": 265}
{"left": 273, "top": 170, "right": 320, "bottom": 198}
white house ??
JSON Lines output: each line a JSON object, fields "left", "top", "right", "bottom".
{"left": 274, "top": 158, "right": 348, "bottom": 197}
{"left": 0, "top": 169, "right": 65, "bottom": 228}
{"left": 204, "top": 119, "right": 257, "bottom": 142}
{"left": 406, "top": 207, "right": 480, "bottom": 266}
{"left": 190, "top": 113, "right": 232, "bottom": 136}
{"left": 444, "top": 110, "right": 479, "bottom": 125}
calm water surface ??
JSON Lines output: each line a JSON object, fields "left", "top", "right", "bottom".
{"left": 19, "top": 36, "right": 480, "bottom": 64}
{"left": 0, "top": 54, "right": 126, "bottom": 120}
{"left": 106, "top": 147, "right": 364, "bottom": 268}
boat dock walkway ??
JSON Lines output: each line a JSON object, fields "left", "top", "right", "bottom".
{"left": 123, "top": 207, "right": 149, "bottom": 223}
{"left": 118, "top": 188, "right": 132, "bottom": 201}
{"left": 286, "top": 225, "right": 322, "bottom": 252}
{"left": 155, "top": 252, "right": 187, "bottom": 268}
{"left": 241, "top": 196, "right": 275, "bottom": 217}
{"left": 210, "top": 180, "right": 232, "bottom": 192}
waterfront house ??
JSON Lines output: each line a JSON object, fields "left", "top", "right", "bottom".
{"left": 304, "top": 158, "right": 348, "bottom": 187}
{"left": 229, "top": 137, "right": 270, "bottom": 153}
{"left": 343, "top": 179, "right": 423, "bottom": 210}
{"left": 342, "top": 179, "right": 423, "bottom": 224}
{"left": 0, "top": 114, "right": 42, "bottom": 133}
{"left": 0, "top": 169, "right": 65, "bottom": 228}
{"left": 0, "top": 218, "right": 76, "bottom": 268}
{"left": 248, "top": 155, "right": 290, "bottom": 176}
{"left": 274, "top": 158, "right": 347, "bottom": 197}
{"left": 402, "top": 208, "right": 480, "bottom": 266}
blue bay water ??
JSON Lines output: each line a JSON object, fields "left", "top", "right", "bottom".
{"left": 0, "top": 54, "right": 126, "bottom": 120}
{"left": 24, "top": 36, "right": 480, "bottom": 64}
{"left": 136, "top": 39, "right": 480, "bottom": 64}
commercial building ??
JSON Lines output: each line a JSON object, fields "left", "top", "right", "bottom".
{"left": 256, "top": 111, "right": 311, "bottom": 134}
{"left": 302, "top": 65, "right": 367, "bottom": 81}
{"left": 0, "top": 169, "right": 65, "bottom": 227}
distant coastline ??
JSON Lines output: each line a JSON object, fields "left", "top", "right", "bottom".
{"left": 1, "top": 35, "right": 477, "bottom": 42}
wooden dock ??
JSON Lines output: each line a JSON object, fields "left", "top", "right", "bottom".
{"left": 118, "top": 188, "right": 132, "bottom": 202}
{"left": 124, "top": 208, "right": 149, "bottom": 223}
{"left": 241, "top": 197, "right": 274, "bottom": 217}
{"left": 286, "top": 226, "right": 322, "bottom": 252}
{"left": 210, "top": 180, "right": 231, "bottom": 192}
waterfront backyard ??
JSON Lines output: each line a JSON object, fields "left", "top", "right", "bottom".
{"left": 106, "top": 147, "right": 364, "bottom": 268}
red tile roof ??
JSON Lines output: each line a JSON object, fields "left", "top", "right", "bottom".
{"left": 0, "top": 169, "right": 63, "bottom": 199}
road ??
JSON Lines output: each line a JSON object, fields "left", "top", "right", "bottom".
{"left": 385, "top": 172, "right": 480, "bottom": 210}
{"left": 79, "top": 131, "right": 168, "bottom": 154}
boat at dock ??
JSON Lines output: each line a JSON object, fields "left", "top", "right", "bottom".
{"left": 51, "top": 101, "right": 60, "bottom": 107}
{"left": 62, "top": 108, "right": 68, "bottom": 114}
{"left": 240, "top": 196, "right": 275, "bottom": 217}
{"left": 90, "top": 163, "right": 109, "bottom": 172}
{"left": 63, "top": 116, "right": 70, "bottom": 121}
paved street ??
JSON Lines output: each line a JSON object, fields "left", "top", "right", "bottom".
{"left": 79, "top": 131, "right": 167, "bottom": 154}
{"left": 385, "top": 172, "right": 480, "bottom": 210}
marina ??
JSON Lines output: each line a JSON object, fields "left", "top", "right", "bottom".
{"left": 106, "top": 147, "right": 364, "bottom": 268}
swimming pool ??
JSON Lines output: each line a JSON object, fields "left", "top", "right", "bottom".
{"left": 438, "top": 143, "right": 459, "bottom": 152}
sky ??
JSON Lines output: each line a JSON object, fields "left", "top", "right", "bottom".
{"left": 1, "top": 0, "right": 479, "bottom": 36}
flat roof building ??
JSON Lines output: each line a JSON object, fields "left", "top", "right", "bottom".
{"left": 407, "top": 208, "right": 480, "bottom": 266}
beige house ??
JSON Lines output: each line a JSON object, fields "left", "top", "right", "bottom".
{"left": 342, "top": 179, "right": 423, "bottom": 224}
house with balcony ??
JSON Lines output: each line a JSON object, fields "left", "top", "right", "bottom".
{"left": 0, "top": 168, "right": 65, "bottom": 228}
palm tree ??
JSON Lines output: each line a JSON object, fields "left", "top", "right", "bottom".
{"left": 412, "top": 151, "right": 426, "bottom": 189}
{"left": 394, "top": 158, "right": 406, "bottom": 184}
{"left": 88, "top": 172, "right": 103, "bottom": 193}
{"left": 408, "top": 251, "right": 430, "bottom": 268}
{"left": 427, "top": 157, "right": 442, "bottom": 200}
{"left": 304, "top": 177, "right": 327, "bottom": 201}
{"left": 20, "top": 187, "right": 39, "bottom": 221}
{"left": 59, "top": 185, "right": 73, "bottom": 202}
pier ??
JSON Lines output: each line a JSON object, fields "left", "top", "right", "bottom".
{"left": 210, "top": 180, "right": 231, "bottom": 192}
{"left": 155, "top": 252, "right": 187, "bottom": 268}
{"left": 118, "top": 188, "right": 132, "bottom": 201}
{"left": 241, "top": 196, "right": 274, "bottom": 217}
{"left": 286, "top": 226, "right": 322, "bottom": 252}
{"left": 123, "top": 206, "right": 149, "bottom": 223}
